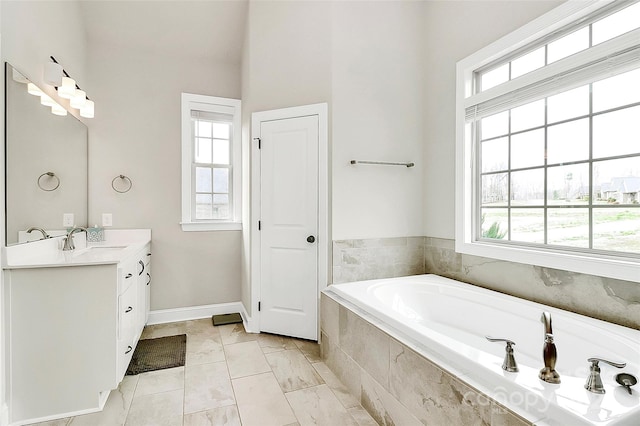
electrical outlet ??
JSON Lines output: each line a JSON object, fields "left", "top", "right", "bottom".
{"left": 102, "top": 213, "right": 113, "bottom": 227}
{"left": 63, "top": 213, "right": 74, "bottom": 227}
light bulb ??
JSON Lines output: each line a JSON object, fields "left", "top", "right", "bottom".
{"left": 40, "top": 94, "right": 56, "bottom": 107}
{"left": 80, "top": 99, "right": 94, "bottom": 118}
{"left": 70, "top": 89, "right": 87, "bottom": 109}
{"left": 51, "top": 103, "right": 68, "bottom": 116}
{"left": 27, "top": 83, "right": 43, "bottom": 96}
{"left": 57, "top": 76, "right": 76, "bottom": 99}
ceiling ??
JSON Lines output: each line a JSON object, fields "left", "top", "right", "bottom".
{"left": 80, "top": 0, "right": 249, "bottom": 65}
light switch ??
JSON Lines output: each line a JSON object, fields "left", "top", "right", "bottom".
{"left": 102, "top": 213, "right": 113, "bottom": 227}
{"left": 63, "top": 213, "right": 74, "bottom": 227}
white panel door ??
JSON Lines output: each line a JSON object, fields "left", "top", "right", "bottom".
{"left": 260, "top": 115, "right": 318, "bottom": 340}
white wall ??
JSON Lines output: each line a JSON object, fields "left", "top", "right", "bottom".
{"left": 331, "top": 0, "right": 426, "bottom": 240}
{"left": 86, "top": 42, "right": 242, "bottom": 310}
{"left": 422, "top": 0, "right": 563, "bottom": 239}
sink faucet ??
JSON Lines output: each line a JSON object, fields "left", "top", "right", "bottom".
{"left": 62, "top": 227, "right": 87, "bottom": 251}
{"left": 26, "top": 227, "right": 51, "bottom": 240}
{"left": 539, "top": 311, "right": 561, "bottom": 384}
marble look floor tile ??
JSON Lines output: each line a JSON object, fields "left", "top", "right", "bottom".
{"left": 69, "top": 375, "right": 138, "bottom": 426}
{"left": 141, "top": 322, "right": 187, "bottom": 340}
{"left": 265, "top": 349, "right": 323, "bottom": 392}
{"left": 312, "top": 362, "right": 359, "bottom": 408}
{"left": 224, "top": 340, "right": 271, "bottom": 379}
{"left": 183, "top": 405, "right": 241, "bottom": 426}
{"left": 286, "top": 384, "right": 358, "bottom": 426}
{"left": 186, "top": 318, "right": 220, "bottom": 337}
{"left": 186, "top": 333, "right": 225, "bottom": 366}
{"left": 184, "top": 361, "right": 236, "bottom": 414}
{"left": 347, "top": 406, "right": 379, "bottom": 426}
{"left": 218, "top": 323, "right": 258, "bottom": 345}
{"left": 294, "top": 339, "right": 322, "bottom": 363}
{"left": 232, "top": 372, "right": 297, "bottom": 426}
{"left": 257, "top": 333, "right": 298, "bottom": 353}
{"left": 134, "top": 366, "right": 184, "bottom": 397}
{"left": 185, "top": 317, "right": 220, "bottom": 335}
{"left": 125, "top": 389, "right": 183, "bottom": 426}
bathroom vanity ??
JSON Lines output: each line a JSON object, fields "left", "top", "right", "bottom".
{"left": 2, "top": 229, "right": 151, "bottom": 425}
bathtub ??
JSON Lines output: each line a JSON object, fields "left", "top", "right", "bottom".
{"left": 323, "top": 274, "right": 640, "bottom": 425}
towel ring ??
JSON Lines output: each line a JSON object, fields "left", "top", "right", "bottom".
{"left": 37, "top": 172, "right": 60, "bottom": 191}
{"left": 112, "top": 175, "right": 132, "bottom": 193}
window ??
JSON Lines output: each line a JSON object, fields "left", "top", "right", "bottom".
{"left": 181, "top": 93, "right": 241, "bottom": 231}
{"left": 456, "top": 1, "right": 640, "bottom": 281}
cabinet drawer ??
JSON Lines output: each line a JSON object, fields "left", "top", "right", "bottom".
{"left": 118, "top": 283, "right": 137, "bottom": 341}
{"left": 118, "top": 261, "right": 136, "bottom": 294}
{"left": 116, "top": 335, "right": 135, "bottom": 382}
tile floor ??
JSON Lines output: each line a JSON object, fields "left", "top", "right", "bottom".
{"left": 30, "top": 319, "right": 377, "bottom": 426}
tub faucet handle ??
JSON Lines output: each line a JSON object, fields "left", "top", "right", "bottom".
{"left": 486, "top": 336, "right": 519, "bottom": 372}
{"left": 584, "top": 357, "right": 626, "bottom": 394}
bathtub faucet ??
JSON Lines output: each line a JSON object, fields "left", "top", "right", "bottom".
{"left": 538, "top": 311, "right": 561, "bottom": 384}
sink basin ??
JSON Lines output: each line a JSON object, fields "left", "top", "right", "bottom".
{"left": 86, "top": 245, "right": 127, "bottom": 251}
{"left": 72, "top": 245, "right": 129, "bottom": 260}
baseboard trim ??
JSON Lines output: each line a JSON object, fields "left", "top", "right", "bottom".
{"left": 147, "top": 302, "right": 245, "bottom": 325}
{"left": 240, "top": 307, "right": 259, "bottom": 334}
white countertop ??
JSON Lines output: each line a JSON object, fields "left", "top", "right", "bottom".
{"left": 3, "top": 229, "right": 151, "bottom": 269}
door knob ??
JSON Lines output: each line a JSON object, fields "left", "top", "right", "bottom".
{"left": 307, "top": 235, "right": 316, "bottom": 243}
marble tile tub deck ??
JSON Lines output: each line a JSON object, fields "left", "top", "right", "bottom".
{"left": 28, "top": 320, "right": 376, "bottom": 426}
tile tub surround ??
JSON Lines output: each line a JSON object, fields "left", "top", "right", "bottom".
{"left": 332, "top": 237, "right": 640, "bottom": 330}
{"left": 332, "top": 237, "right": 426, "bottom": 284}
{"left": 320, "top": 294, "right": 530, "bottom": 426}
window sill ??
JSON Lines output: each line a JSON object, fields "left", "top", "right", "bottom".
{"left": 180, "top": 221, "right": 242, "bottom": 232}
{"left": 455, "top": 239, "right": 639, "bottom": 283}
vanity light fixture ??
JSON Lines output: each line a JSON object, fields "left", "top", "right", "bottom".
{"left": 80, "top": 99, "right": 94, "bottom": 119}
{"left": 40, "top": 94, "right": 56, "bottom": 107}
{"left": 27, "top": 82, "right": 43, "bottom": 97}
{"left": 43, "top": 61, "right": 63, "bottom": 86}
{"left": 70, "top": 89, "right": 87, "bottom": 109}
{"left": 44, "top": 56, "right": 94, "bottom": 118}
{"left": 15, "top": 62, "right": 73, "bottom": 118}
{"left": 57, "top": 76, "right": 76, "bottom": 99}
{"left": 51, "top": 103, "right": 68, "bottom": 116}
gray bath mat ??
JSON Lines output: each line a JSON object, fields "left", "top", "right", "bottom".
{"left": 126, "top": 334, "right": 186, "bottom": 375}
{"left": 212, "top": 312, "right": 242, "bottom": 326}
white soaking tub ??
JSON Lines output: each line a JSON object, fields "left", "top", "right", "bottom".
{"left": 324, "top": 274, "right": 640, "bottom": 425}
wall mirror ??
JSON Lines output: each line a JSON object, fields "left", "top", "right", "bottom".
{"left": 4, "top": 62, "right": 88, "bottom": 246}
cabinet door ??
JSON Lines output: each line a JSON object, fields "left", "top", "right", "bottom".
{"left": 117, "top": 282, "right": 137, "bottom": 381}
{"left": 136, "top": 245, "right": 151, "bottom": 329}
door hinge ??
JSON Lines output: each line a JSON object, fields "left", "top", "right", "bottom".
{"left": 258, "top": 301, "right": 261, "bottom": 311}
{"left": 253, "top": 137, "right": 261, "bottom": 149}
{"left": 258, "top": 220, "right": 261, "bottom": 230}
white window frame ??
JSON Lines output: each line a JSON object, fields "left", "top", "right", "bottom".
{"left": 455, "top": 0, "right": 640, "bottom": 282}
{"left": 181, "top": 93, "right": 242, "bottom": 231}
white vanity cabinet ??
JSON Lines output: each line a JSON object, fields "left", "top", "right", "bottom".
{"left": 3, "top": 238, "right": 151, "bottom": 425}
{"left": 116, "top": 257, "right": 140, "bottom": 381}
{"left": 136, "top": 244, "right": 151, "bottom": 331}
